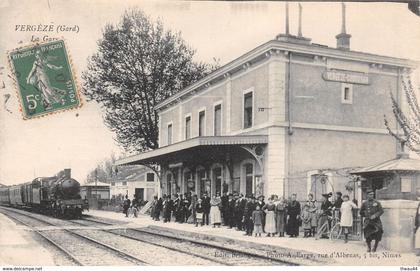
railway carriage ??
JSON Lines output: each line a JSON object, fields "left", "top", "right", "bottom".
{"left": 9, "top": 185, "right": 23, "bottom": 206}
{"left": 21, "top": 182, "right": 33, "bottom": 207}
{"left": 0, "top": 187, "right": 9, "bottom": 205}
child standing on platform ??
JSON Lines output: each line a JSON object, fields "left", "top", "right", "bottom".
{"left": 252, "top": 205, "right": 264, "bottom": 237}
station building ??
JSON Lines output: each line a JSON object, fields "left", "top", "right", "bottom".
{"left": 109, "top": 165, "right": 157, "bottom": 202}
{"left": 116, "top": 7, "right": 417, "bottom": 201}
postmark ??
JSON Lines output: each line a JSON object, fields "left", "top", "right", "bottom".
{"left": 8, "top": 40, "right": 81, "bottom": 119}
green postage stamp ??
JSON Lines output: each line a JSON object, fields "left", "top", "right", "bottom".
{"left": 8, "top": 40, "right": 81, "bottom": 119}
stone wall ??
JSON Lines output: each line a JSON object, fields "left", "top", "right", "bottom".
{"left": 380, "top": 199, "right": 418, "bottom": 252}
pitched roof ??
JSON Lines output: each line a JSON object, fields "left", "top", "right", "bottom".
{"left": 351, "top": 154, "right": 420, "bottom": 175}
{"left": 82, "top": 181, "right": 110, "bottom": 187}
{"left": 114, "top": 165, "right": 151, "bottom": 181}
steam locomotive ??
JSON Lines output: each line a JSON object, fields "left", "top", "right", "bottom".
{"left": 0, "top": 169, "right": 88, "bottom": 218}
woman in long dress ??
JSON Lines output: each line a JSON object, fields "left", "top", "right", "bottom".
{"left": 275, "top": 197, "right": 287, "bottom": 237}
{"left": 209, "top": 193, "right": 222, "bottom": 227}
{"left": 340, "top": 195, "right": 358, "bottom": 243}
{"left": 286, "top": 193, "right": 301, "bottom": 237}
{"left": 263, "top": 197, "right": 277, "bottom": 236}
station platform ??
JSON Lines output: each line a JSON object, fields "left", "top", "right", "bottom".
{"left": 87, "top": 209, "right": 419, "bottom": 266}
{"left": 0, "top": 213, "right": 55, "bottom": 266}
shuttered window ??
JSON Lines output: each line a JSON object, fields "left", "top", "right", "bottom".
{"left": 199, "top": 110, "right": 205, "bottom": 137}
{"left": 167, "top": 124, "right": 173, "bottom": 145}
{"left": 185, "top": 116, "right": 191, "bottom": 139}
{"left": 214, "top": 104, "right": 222, "bottom": 136}
{"left": 244, "top": 92, "right": 253, "bottom": 128}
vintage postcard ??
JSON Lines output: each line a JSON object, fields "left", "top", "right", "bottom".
{"left": 0, "top": 0, "right": 419, "bottom": 269}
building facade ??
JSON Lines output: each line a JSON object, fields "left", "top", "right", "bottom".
{"left": 109, "top": 166, "right": 157, "bottom": 202}
{"left": 80, "top": 182, "right": 111, "bottom": 200}
{"left": 116, "top": 18, "right": 417, "bottom": 202}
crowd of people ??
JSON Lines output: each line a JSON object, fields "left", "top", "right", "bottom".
{"left": 143, "top": 191, "right": 363, "bottom": 239}
{"left": 120, "top": 188, "right": 384, "bottom": 252}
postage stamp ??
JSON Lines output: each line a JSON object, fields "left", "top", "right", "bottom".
{"left": 8, "top": 40, "right": 81, "bottom": 119}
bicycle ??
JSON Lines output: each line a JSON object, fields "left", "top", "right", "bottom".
{"left": 329, "top": 220, "right": 343, "bottom": 241}
{"left": 315, "top": 209, "right": 341, "bottom": 240}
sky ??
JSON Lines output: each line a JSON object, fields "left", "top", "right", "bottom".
{"left": 0, "top": 0, "right": 419, "bottom": 185}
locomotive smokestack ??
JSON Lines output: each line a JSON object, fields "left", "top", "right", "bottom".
{"left": 63, "top": 168, "right": 71, "bottom": 178}
{"left": 57, "top": 169, "right": 71, "bottom": 179}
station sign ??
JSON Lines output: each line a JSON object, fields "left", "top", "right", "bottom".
{"left": 322, "top": 70, "right": 370, "bottom": 85}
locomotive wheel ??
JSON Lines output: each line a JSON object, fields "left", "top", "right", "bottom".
{"left": 76, "top": 208, "right": 82, "bottom": 218}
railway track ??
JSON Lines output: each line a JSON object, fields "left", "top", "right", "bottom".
{"left": 75, "top": 217, "right": 296, "bottom": 266}
{"left": 0, "top": 207, "right": 300, "bottom": 265}
{"left": 0, "top": 207, "right": 147, "bottom": 266}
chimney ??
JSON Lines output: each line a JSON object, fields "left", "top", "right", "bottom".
{"left": 336, "top": 2, "right": 351, "bottom": 50}
{"left": 276, "top": 2, "right": 311, "bottom": 45}
{"left": 285, "top": 1, "right": 290, "bottom": 35}
{"left": 298, "top": 3, "right": 303, "bottom": 37}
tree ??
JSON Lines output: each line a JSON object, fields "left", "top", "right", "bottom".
{"left": 384, "top": 74, "right": 420, "bottom": 155}
{"left": 86, "top": 153, "right": 117, "bottom": 183}
{"left": 82, "top": 8, "right": 218, "bottom": 152}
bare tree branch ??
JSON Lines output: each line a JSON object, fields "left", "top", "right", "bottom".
{"left": 384, "top": 74, "right": 420, "bottom": 155}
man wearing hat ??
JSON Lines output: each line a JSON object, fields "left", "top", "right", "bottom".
{"left": 226, "top": 193, "right": 235, "bottom": 228}
{"left": 234, "top": 194, "right": 245, "bottom": 231}
{"left": 360, "top": 189, "right": 384, "bottom": 252}
{"left": 221, "top": 191, "right": 229, "bottom": 226}
{"left": 201, "top": 193, "right": 211, "bottom": 225}
{"left": 243, "top": 195, "right": 256, "bottom": 236}
{"left": 334, "top": 192, "right": 343, "bottom": 209}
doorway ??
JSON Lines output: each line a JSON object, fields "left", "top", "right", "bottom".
{"left": 244, "top": 163, "right": 254, "bottom": 196}
{"left": 213, "top": 167, "right": 222, "bottom": 196}
{"left": 135, "top": 188, "right": 144, "bottom": 202}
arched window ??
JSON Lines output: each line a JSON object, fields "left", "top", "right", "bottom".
{"left": 184, "top": 170, "right": 195, "bottom": 194}
{"left": 244, "top": 163, "right": 254, "bottom": 196}
{"left": 196, "top": 167, "right": 208, "bottom": 198}
{"left": 212, "top": 167, "right": 222, "bottom": 196}
{"left": 166, "top": 173, "right": 172, "bottom": 196}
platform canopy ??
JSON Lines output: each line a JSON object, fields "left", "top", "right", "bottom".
{"left": 115, "top": 135, "right": 268, "bottom": 166}
{"left": 82, "top": 181, "right": 110, "bottom": 187}
{"left": 351, "top": 153, "right": 420, "bottom": 176}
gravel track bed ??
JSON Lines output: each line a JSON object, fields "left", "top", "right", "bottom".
{"left": 81, "top": 215, "right": 126, "bottom": 225}
{"left": 112, "top": 228, "right": 281, "bottom": 266}
{"left": 42, "top": 230, "right": 136, "bottom": 266}
{"left": 76, "top": 229, "right": 219, "bottom": 265}
{"left": 28, "top": 231, "right": 75, "bottom": 266}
